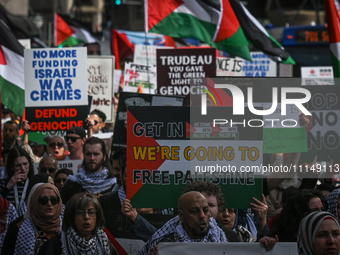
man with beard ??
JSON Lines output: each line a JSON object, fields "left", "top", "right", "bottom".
{"left": 141, "top": 192, "right": 228, "bottom": 255}
{"left": 61, "top": 137, "right": 116, "bottom": 204}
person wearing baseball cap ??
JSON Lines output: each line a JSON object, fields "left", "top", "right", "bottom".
{"left": 64, "top": 126, "right": 86, "bottom": 160}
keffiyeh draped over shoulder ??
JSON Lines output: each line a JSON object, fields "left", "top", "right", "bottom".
{"left": 327, "top": 188, "right": 340, "bottom": 220}
{"left": 139, "top": 216, "right": 227, "bottom": 255}
{"left": 297, "top": 211, "right": 340, "bottom": 255}
{"left": 68, "top": 167, "right": 116, "bottom": 194}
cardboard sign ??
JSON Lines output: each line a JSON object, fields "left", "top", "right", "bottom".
{"left": 87, "top": 56, "right": 115, "bottom": 122}
{"left": 216, "top": 57, "right": 244, "bottom": 76}
{"left": 127, "top": 106, "right": 263, "bottom": 208}
{"left": 157, "top": 48, "right": 216, "bottom": 96}
{"left": 25, "top": 48, "right": 88, "bottom": 132}
{"left": 33, "top": 159, "right": 82, "bottom": 174}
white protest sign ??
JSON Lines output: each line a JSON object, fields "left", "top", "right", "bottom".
{"left": 134, "top": 45, "right": 173, "bottom": 66}
{"left": 243, "top": 51, "right": 277, "bottom": 77}
{"left": 24, "top": 47, "right": 88, "bottom": 132}
{"left": 158, "top": 242, "right": 298, "bottom": 255}
{"left": 216, "top": 57, "right": 244, "bottom": 76}
{"left": 87, "top": 56, "right": 115, "bottom": 122}
{"left": 123, "top": 62, "right": 157, "bottom": 94}
{"left": 301, "top": 66, "right": 334, "bottom": 85}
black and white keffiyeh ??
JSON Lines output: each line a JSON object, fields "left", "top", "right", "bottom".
{"left": 68, "top": 167, "right": 116, "bottom": 194}
{"left": 327, "top": 188, "right": 340, "bottom": 220}
{"left": 118, "top": 185, "right": 126, "bottom": 205}
{"left": 61, "top": 227, "right": 111, "bottom": 255}
{"left": 14, "top": 218, "right": 35, "bottom": 255}
{"left": 139, "top": 216, "right": 227, "bottom": 255}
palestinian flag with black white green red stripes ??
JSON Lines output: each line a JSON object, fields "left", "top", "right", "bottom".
{"left": 145, "top": 0, "right": 252, "bottom": 61}
{"left": 145, "top": 0, "right": 294, "bottom": 63}
{"left": 54, "top": 13, "right": 97, "bottom": 47}
{"left": 325, "top": 0, "right": 340, "bottom": 78}
{"left": 0, "top": 20, "right": 25, "bottom": 117}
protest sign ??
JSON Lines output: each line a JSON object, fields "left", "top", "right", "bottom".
{"left": 123, "top": 62, "right": 157, "bottom": 94}
{"left": 158, "top": 242, "right": 298, "bottom": 255}
{"left": 111, "top": 92, "right": 184, "bottom": 150}
{"left": 33, "top": 159, "right": 82, "bottom": 174}
{"left": 301, "top": 66, "right": 334, "bottom": 85}
{"left": 216, "top": 57, "right": 244, "bottom": 76}
{"left": 133, "top": 45, "right": 173, "bottom": 66}
{"left": 127, "top": 106, "right": 263, "bottom": 208}
{"left": 157, "top": 48, "right": 216, "bottom": 96}
{"left": 243, "top": 52, "right": 277, "bottom": 77}
{"left": 87, "top": 56, "right": 115, "bottom": 122}
{"left": 25, "top": 47, "right": 88, "bottom": 132}
{"left": 299, "top": 85, "right": 340, "bottom": 162}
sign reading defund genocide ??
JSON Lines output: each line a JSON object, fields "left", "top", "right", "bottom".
{"left": 25, "top": 47, "right": 88, "bottom": 131}
{"left": 157, "top": 48, "right": 216, "bottom": 96}
{"left": 127, "top": 106, "right": 262, "bottom": 209}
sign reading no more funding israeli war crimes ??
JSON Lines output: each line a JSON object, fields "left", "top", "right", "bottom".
{"left": 25, "top": 47, "right": 88, "bottom": 132}
{"left": 127, "top": 106, "right": 263, "bottom": 209}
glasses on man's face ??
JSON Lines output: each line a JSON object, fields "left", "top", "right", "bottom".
{"left": 40, "top": 167, "right": 57, "bottom": 174}
{"left": 65, "top": 136, "right": 81, "bottom": 143}
{"left": 55, "top": 178, "right": 67, "bottom": 184}
{"left": 75, "top": 209, "right": 97, "bottom": 217}
{"left": 38, "top": 196, "right": 60, "bottom": 205}
{"left": 49, "top": 142, "right": 63, "bottom": 148}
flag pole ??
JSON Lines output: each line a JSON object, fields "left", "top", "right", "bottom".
{"left": 144, "top": 0, "right": 151, "bottom": 93}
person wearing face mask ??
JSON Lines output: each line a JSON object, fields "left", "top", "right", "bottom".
{"left": 298, "top": 211, "right": 340, "bottom": 255}
{"left": 0, "top": 147, "right": 34, "bottom": 217}
{"left": 1, "top": 183, "right": 63, "bottom": 255}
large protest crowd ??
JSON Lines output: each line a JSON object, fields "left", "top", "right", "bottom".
{"left": 0, "top": 94, "right": 339, "bottom": 255}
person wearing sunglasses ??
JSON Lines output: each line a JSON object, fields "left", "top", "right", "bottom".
{"left": 38, "top": 156, "right": 59, "bottom": 180}
{"left": 54, "top": 168, "right": 73, "bottom": 193}
{"left": 1, "top": 183, "right": 63, "bottom": 255}
{"left": 38, "top": 193, "right": 117, "bottom": 255}
{"left": 29, "top": 141, "right": 48, "bottom": 159}
{"left": 64, "top": 126, "right": 86, "bottom": 160}
{"left": 45, "top": 135, "right": 67, "bottom": 161}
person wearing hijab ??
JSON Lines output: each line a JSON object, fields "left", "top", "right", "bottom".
{"left": 327, "top": 188, "right": 340, "bottom": 222}
{"left": 298, "top": 211, "right": 340, "bottom": 255}
{"left": 38, "top": 193, "right": 117, "bottom": 255}
{"left": 0, "top": 198, "right": 18, "bottom": 254}
{"left": 1, "top": 183, "right": 63, "bottom": 255}
{"left": 0, "top": 147, "right": 35, "bottom": 217}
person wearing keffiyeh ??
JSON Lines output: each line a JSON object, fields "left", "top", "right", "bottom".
{"left": 61, "top": 137, "right": 117, "bottom": 204}
{"left": 140, "top": 191, "right": 228, "bottom": 255}
{"left": 1, "top": 183, "right": 63, "bottom": 255}
{"left": 38, "top": 193, "right": 118, "bottom": 255}
{"left": 326, "top": 188, "right": 340, "bottom": 222}
{"left": 297, "top": 211, "right": 340, "bottom": 255}
{"left": 0, "top": 198, "right": 18, "bottom": 254}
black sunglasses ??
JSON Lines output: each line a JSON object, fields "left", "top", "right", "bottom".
{"left": 65, "top": 136, "right": 81, "bottom": 143}
{"left": 49, "top": 142, "right": 64, "bottom": 148}
{"left": 40, "top": 167, "right": 57, "bottom": 174}
{"left": 38, "top": 196, "right": 60, "bottom": 205}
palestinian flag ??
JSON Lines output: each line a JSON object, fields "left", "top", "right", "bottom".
{"left": 229, "top": 0, "right": 295, "bottom": 64}
{"left": 0, "top": 20, "right": 25, "bottom": 117}
{"left": 325, "top": 0, "right": 340, "bottom": 77}
{"left": 145, "top": 0, "right": 252, "bottom": 60}
{"left": 54, "top": 13, "right": 97, "bottom": 47}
